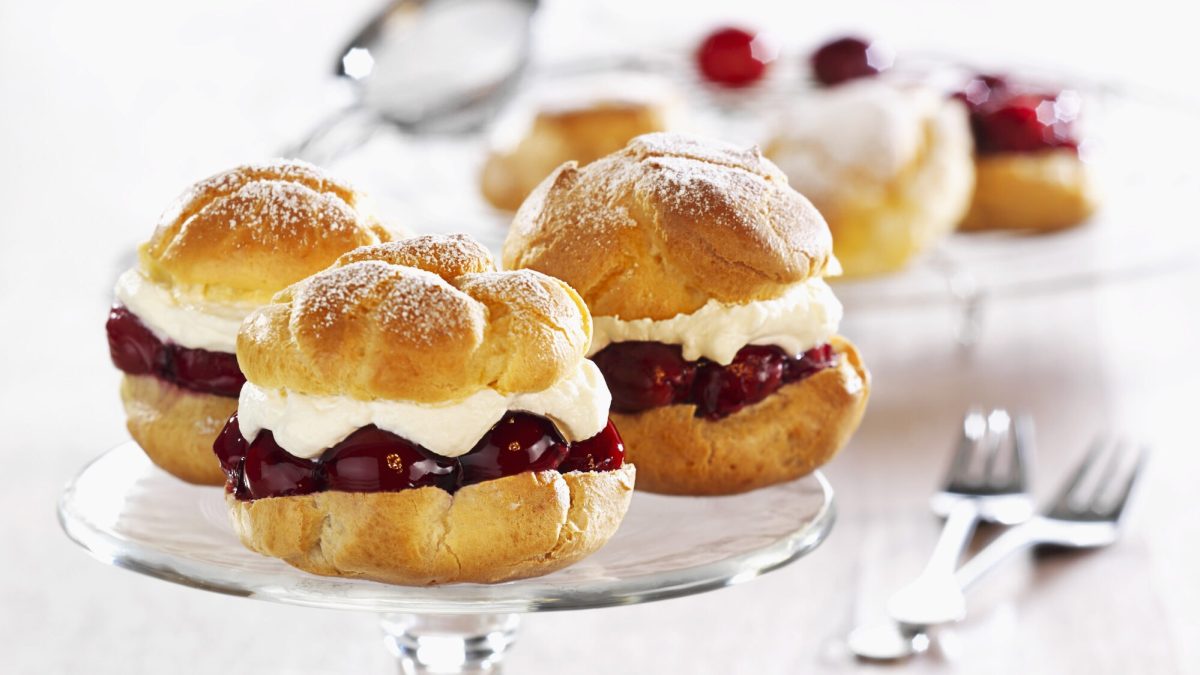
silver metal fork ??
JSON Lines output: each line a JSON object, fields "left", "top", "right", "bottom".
{"left": 847, "top": 409, "right": 1032, "bottom": 661}
{"left": 951, "top": 438, "right": 1147, "bottom": 594}
{"left": 849, "top": 436, "right": 1147, "bottom": 661}
{"left": 886, "top": 408, "right": 1036, "bottom": 629}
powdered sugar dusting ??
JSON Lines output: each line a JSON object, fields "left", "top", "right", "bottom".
{"left": 155, "top": 158, "right": 359, "bottom": 237}
{"left": 188, "top": 180, "right": 359, "bottom": 247}
{"left": 503, "top": 132, "right": 834, "bottom": 315}
{"left": 339, "top": 233, "right": 494, "bottom": 279}
{"left": 642, "top": 152, "right": 805, "bottom": 262}
{"left": 296, "top": 261, "right": 476, "bottom": 347}
{"left": 645, "top": 154, "right": 765, "bottom": 217}
{"left": 375, "top": 271, "right": 475, "bottom": 346}
{"left": 466, "top": 269, "right": 561, "bottom": 321}
{"left": 296, "top": 261, "right": 397, "bottom": 332}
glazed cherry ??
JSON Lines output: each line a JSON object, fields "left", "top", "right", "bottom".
{"left": 957, "top": 76, "right": 1080, "bottom": 155}
{"left": 106, "top": 304, "right": 245, "bottom": 397}
{"left": 106, "top": 305, "right": 162, "bottom": 375}
{"left": 558, "top": 420, "right": 625, "bottom": 473}
{"left": 696, "top": 27, "right": 772, "bottom": 87}
{"left": 163, "top": 346, "right": 245, "bottom": 397}
{"left": 213, "top": 413, "right": 249, "bottom": 476}
{"left": 592, "top": 341, "right": 838, "bottom": 419}
{"left": 458, "top": 413, "right": 569, "bottom": 486}
{"left": 320, "top": 426, "right": 458, "bottom": 492}
{"left": 970, "top": 94, "right": 1076, "bottom": 154}
{"left": 784, "top": 344, "right": 837, "bottom": 383}
{"left": 242, "top": 431, "right": 321, "bottom": 499}
{"left": 591, "top": 342, "right": 695, "bottom": 412}
{"left": 811, "top": 36, "right": 887, "bottom": 86}
{"left": 229, "top": 464, "right": 252, "bottom": 500}
{"left": 691, "top": 345, "right": 786, "bottom": 420}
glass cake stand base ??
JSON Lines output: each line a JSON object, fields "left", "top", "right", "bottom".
{"left": 58, "top": 443, "right": 835, "bottom": 673}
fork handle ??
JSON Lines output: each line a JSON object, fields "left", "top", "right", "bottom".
{"left": 921, "top": 500, "right": 981, "bottom": 577}
{"left": 953, "top": 520, "right": 1040, "bottom": 590}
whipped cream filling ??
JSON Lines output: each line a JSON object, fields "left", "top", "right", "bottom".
{"left": 114, "top": 268, "right": 252, "bottom": 353}
{"left": 588, "top": 278, "right": 842, "bottom": 365}
{"left": 237, "top": 360, "right": 612, "bottom": 460}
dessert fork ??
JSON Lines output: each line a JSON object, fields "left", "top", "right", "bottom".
{"left": 950, "top": 437, "right": 1147, "bottom": 597}
{"left": 887, "top": 408, "right": 1036, "bottom": 629}
{"left": 849, "top": 436, "right": 1147, "bottom": 661}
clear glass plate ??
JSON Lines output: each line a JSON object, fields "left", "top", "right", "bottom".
{"left": 58, "top": 442, "right": 834, "bottom": 614}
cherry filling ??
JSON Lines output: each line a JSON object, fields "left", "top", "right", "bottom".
{"left": 458, "top": 414, "right": 569, "bottom": 485}
{"left": 591, "top": 342, "right": 837, "bottom": 420}
{"left": 810, "top": 36, "right": 889, "bottom": 86}
{"left": 323, "top": 427, "right": 459, "bottom": 493}
{"left": 105, "top": 305, "right": 245, "bottom": 397}
{"left": 956, "top": 75, "right": 1080, "bottom": 155}
{"left": 213, "top": 413, "right": 625, "bottom": 501}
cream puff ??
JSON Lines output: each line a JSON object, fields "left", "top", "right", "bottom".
{"left": 957, "top": 75, "right": 1097, "bottom": 232}
{"left": 105, "top": 160, "right": 394, "bottom": 485}
{"left": 214, "top": 234, "right": 634, "bottom": 585}
{"left": 765, "top": 79, "right": 975, "bottom": 277}
{"left": 503, "top": 133, "right": 869, "bottom": 496}
{"left": 480, "top": 74, "right": 675, "bottom": 212}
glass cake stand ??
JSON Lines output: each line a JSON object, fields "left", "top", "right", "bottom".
{"left": 58, "top": 442, "right": 835, "bottom": 673}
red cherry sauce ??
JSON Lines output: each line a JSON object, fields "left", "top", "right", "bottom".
{"left": 558, "top": 420, "right": 624, "bottom": 473}
{"left": 106, "top": 305, "right": 245, "bottom": 397}
{"left": 956, "top": 75, "right": 1080, "bottom": 156}
{"left": 322, "top": 426, "right": 460, "bottom": 493}
{"left": 215, "top": 412, "right": 625, "bottom": 501}
{"left": 592, "top": 342, "right": 837, "bottom": 420}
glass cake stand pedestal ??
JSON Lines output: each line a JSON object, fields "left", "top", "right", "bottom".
{"left": 58, "top": 443, "right": 835, "bottom": 673}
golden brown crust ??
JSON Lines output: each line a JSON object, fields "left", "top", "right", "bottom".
{"left": 959, "top": 149, "right": 1097, "bottom": 232}
{"left": 481, "top": 102, "right": 669, "bottom": 212}
{"left": 228, "top": 465, "right": 636, "bottom": 585}
{"left": 237, "top": 234, "right": 592, "bottom": 402}
{"left": 612, "top": 337, "right": 868, "bottom": 495}
{"left": 139, "top": 160, "right": 394, "bottom": 305}
{"left": 120, "top": 374, "right": 233, "bottom": 485}
{"left": 766, "top": 96, "right": 975, "bottom": 277}
{"left": 502, "top": 132, "right": 835, "bottom": 320}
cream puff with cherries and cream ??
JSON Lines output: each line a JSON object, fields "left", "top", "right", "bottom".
{"left": 105, "top": 160, "right": 393, "bottom": 484}
{"left": 503, "top": 133, "right": 869, "bottom": 495}
{"left": 957, "top": 74, "right": 1097, "bottom": 232}
{"left": 765, "top": 79, "right": 975, "bottom": 277}
{"left": 214, "top": 234, "right": 634, "bottom": 585}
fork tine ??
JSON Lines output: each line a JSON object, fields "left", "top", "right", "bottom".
{"left": 947, "top": 408, "right": 986, "bottom": 485}
{"left": 1008, "top": 414, "right": 1034, "bottom": 488}
{"left": 1050, "top": 438, "right": 1109, "bottom": 511}
{"left": 1087, "top": 439, "right": 1128, "bottom": 512}
{"left": 981, "top": 409, "right": 1010, "bottom": 483}
{"left": 1102, "top": 446, "right": 1149, "bottom": 520}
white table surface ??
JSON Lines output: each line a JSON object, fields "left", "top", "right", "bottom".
{"left": 3, "top": 1, "right": 1199, "bottom": 673}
